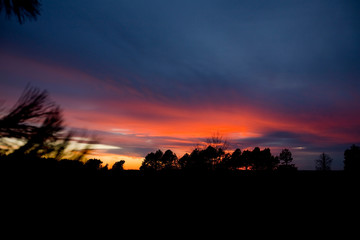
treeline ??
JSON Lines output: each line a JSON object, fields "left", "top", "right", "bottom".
{"left": 2, "top": 142, "right": 359, "bottom": 177}
{"left": 140, "top": 145, "right": 297, "bottom": 173}
{"left": 0, "top": 154, "right": 125, "bottom": 176}
{"left": 1, "top": 86, "right": 360, "bottom": 176}
{"left": 140, "top": 144, "right": 360, "bottom": 173}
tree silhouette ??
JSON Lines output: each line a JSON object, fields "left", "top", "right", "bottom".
{"left": 140, "top": 149, "right": 164, "bottom": 171}
{"left": 140, "top": 149, "right": 179, "bottom": 172}
{"left": 315, "top": 153, "right": 332, "bottom": 171}
{"left": 223, "top": 148, "right": 241, "bottom": 170}
{"left": 0, "top": 86, "right": 96, "bottom": 162}
{"left": 141, "top": 145, "right": 285, "bottom": 174}
{"left": 251, "top": 147, "right": 262, "bottom": 170}
{"left": 182, "top": 146, "right": 225, "bottom": 171}
{"left": 203, "top": 145, "right": 225, "bottom": 170}
{"left": 112, "top": 160, "right": 125, "bottom": 171}
{"left": 279, "top": 149, "right": 293, "bottom": 166}
{"left": 84, "top": 158, "right": 103, "bottom": 170}
{"left": 161, "top": 149, "right": 178, "bottom": 170}
{"left": 0, "top": 86, "right": 59, "bottom": 141}
{"left": 0, "top": 86, "right": 64, "bottom": 158}
{"left": 249, "top": 147, "right": 279, "bottom": 171}
{"left": 262, "top": 148, "right": 279, "bottom": 171}
{"left": 186, "top": 148, "right": 203, "bottom": 170}
{"left": 344, "top": 145, "right": 360, "bottom": 171}
{"left": 206, "top": 132, "right": 229, "bottom": 150}
{"left": 277, "top": 148, "right": 297, "bottom": 172}
{"left": 0, "top": 0, "right": 41, "bottom": 24}
{"left": 240, "top": 150, "right": 252, "bottom": 170}
{"left": 178, "top": 153, "right": 190, "bottom": 170}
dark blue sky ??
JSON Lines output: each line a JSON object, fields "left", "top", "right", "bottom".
{"left": 1, "top": 0, "right": 360, "bottom": 169}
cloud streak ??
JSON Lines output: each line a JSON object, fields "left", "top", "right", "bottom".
{"left": 1, "top": 0, "right": 360, "bottom": 169}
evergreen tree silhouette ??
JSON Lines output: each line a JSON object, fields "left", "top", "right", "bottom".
{"left": 315, "top": 153, "right": 332, "bottom": 171}
{"left": 0, "top": 86, "right": 64, "bottom": 158}
{"left": 0, "top": 0, "right": 41, "bottom": 24}
{"left": 344, "top": 145, "right": 360, "bottom": 171}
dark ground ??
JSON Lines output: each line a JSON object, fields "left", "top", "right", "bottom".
{"left": 1, "top": 167, "right": 357, "bottom": 238}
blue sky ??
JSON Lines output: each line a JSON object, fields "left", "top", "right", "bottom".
{"left": 1, "top": 0, "right": 360, "bottom": 169}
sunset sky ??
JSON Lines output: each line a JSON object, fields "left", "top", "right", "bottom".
{"left": 1, "top": 0, "right": 360, "bottom": 169}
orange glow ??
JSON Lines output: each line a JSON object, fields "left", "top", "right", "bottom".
{"left": 2, "top": 52, "right": 360, "bottom": 169}
{"left": 60, "top": 97, "right": 360, "bottom": 169}
{"left": 85, "top": 150, "right": 144, "bottom": 170}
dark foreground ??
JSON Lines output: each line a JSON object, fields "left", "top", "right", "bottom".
{"left": 1, "top": 167, "right": 358, "bottom": 237}
{"left": 2, "top": 167, "right": 357, "bottom": 196}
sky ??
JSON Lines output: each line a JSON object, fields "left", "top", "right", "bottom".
{"left": 1, "top": 0, "right": 360, "bottom": 169}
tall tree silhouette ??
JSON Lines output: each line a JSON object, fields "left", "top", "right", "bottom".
{"left": 225, "top": 148, "right": 241, "bottom": 170}
{"left": 161, "top": 149, "right": 178, "bottom": 170}
{"left": 241, "top": 150, "right": 252, "bottom": 170}
{"left": 277, "top": 148, "right": 297, "bottom": 171}
{"left": 203, "top": 145, "right": 225, "bottom": 170}
{"left": 279, "top": 149, "right": 293, "bottom": 166}
{"left": 251, "top": 147, "right": 262, "bottom": 170}
{"left": 178, "top": 153, "right": 190, "bottom": 170}
{"left": 344, "top": 145, "right": 360, "bottom": 171}
{"left": 250, "top": 147, "right": 278, "bottom": 171}
{"left": 0, "top": 0, "right": 41, "bottom": 24}
{"left": 263, "top": 148, "right": 279, "bottom": 171}
{"left": 140, "top": 149, "right": 164, "bottom": 171}
{"left": 315, "top": 153, "right": 332, "bottom": 171}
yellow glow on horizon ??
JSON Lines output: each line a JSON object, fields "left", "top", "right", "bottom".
{"left": 85, "top": 150, "right": 143, "bottom": 170}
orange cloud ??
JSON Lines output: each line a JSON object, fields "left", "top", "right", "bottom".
{"left": 2, "top": 51, "right": 360, "bottom": 170}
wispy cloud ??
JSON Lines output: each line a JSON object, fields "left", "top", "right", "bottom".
{"left": 1, "top": 0, "right": 360, "bottom": 169}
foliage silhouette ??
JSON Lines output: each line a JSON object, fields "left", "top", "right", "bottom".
{"left": 140, "top": 149, "right": 163, "bottom": 172}
{"left": 179, "top": 146, "right": 225, "bottom": 172}
{"left": 277, "top": 148, "right": 297, "bottom": 172}
{"left": 2, "top": 87, "right": 359, "bottom": 178}
{"left": 58, "top": 158, "right": 84, "bottom": 171}
{"left": 140, "top": 145, "right": 287, "bottom": 174}
{"left": 206, "top": 132, "right": 229, "bottom": 150}
{"left": 224, "top": 148, "right": 242, "bottom": 170}
{"left": 112, "top": 160, "right": 125, "bottom": 172}
{"left": 344, "top": 144, "right": 360, "bottom": 171}
{"left": 0, "top": 86, "right": 59, "bottom": 141}
{"left": 161, "top": 149, "right": 179, "bottom": 170}
{"left": 0, "top": 86, "right": 99, "bottom": 173}
{"left": 315, "top": 153, "right": 332, "bottom": 171}
{"left": 178, "top": 153, "right": 190, "bottom": 170}
{"left": 241, "top": 150, "right": 252, "bottom": 170}
{"left": 84, "top": 158, "right": 103, "bottom": 170}
{"left": 0, "top": 86, "right": 65, "bottom": 158}
{"left": 279, "top": 148, "right": 293, "bottom": 166}
{"left": 0, "top": 0, "right": 41, "bottom": 24}
{"left": 140, "top": 149, "right": 179, "bottom": 172}
{"left": 251, "top": 147, "right": 279, "bottom": 171}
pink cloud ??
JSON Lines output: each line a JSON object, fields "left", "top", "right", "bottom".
{"left": 2, "top": 51, "right": 360, "bottom": 169}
